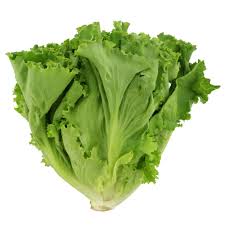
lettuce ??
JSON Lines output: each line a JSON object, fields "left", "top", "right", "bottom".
{"left": 8, "top": 21, "right": 219, "bottom": 210}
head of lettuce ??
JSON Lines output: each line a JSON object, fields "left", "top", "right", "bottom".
{"left": 7, "top": 21, "right": 219, "bottom": 210}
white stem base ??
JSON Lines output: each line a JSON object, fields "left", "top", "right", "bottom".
{"left": 90, "top": 200, "right": 117, "bottom": 211}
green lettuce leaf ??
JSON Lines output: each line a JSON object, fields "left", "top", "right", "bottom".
{"left": 8, "top": 21, "right": 219, "bottom": 210}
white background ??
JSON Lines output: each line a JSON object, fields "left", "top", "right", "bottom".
{"left": 0, "top": 0, "right": 224, "bottom": 224}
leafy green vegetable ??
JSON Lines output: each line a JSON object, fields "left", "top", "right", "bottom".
{"left": 8, "top": 21, "right": 219, "bottom": 210}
